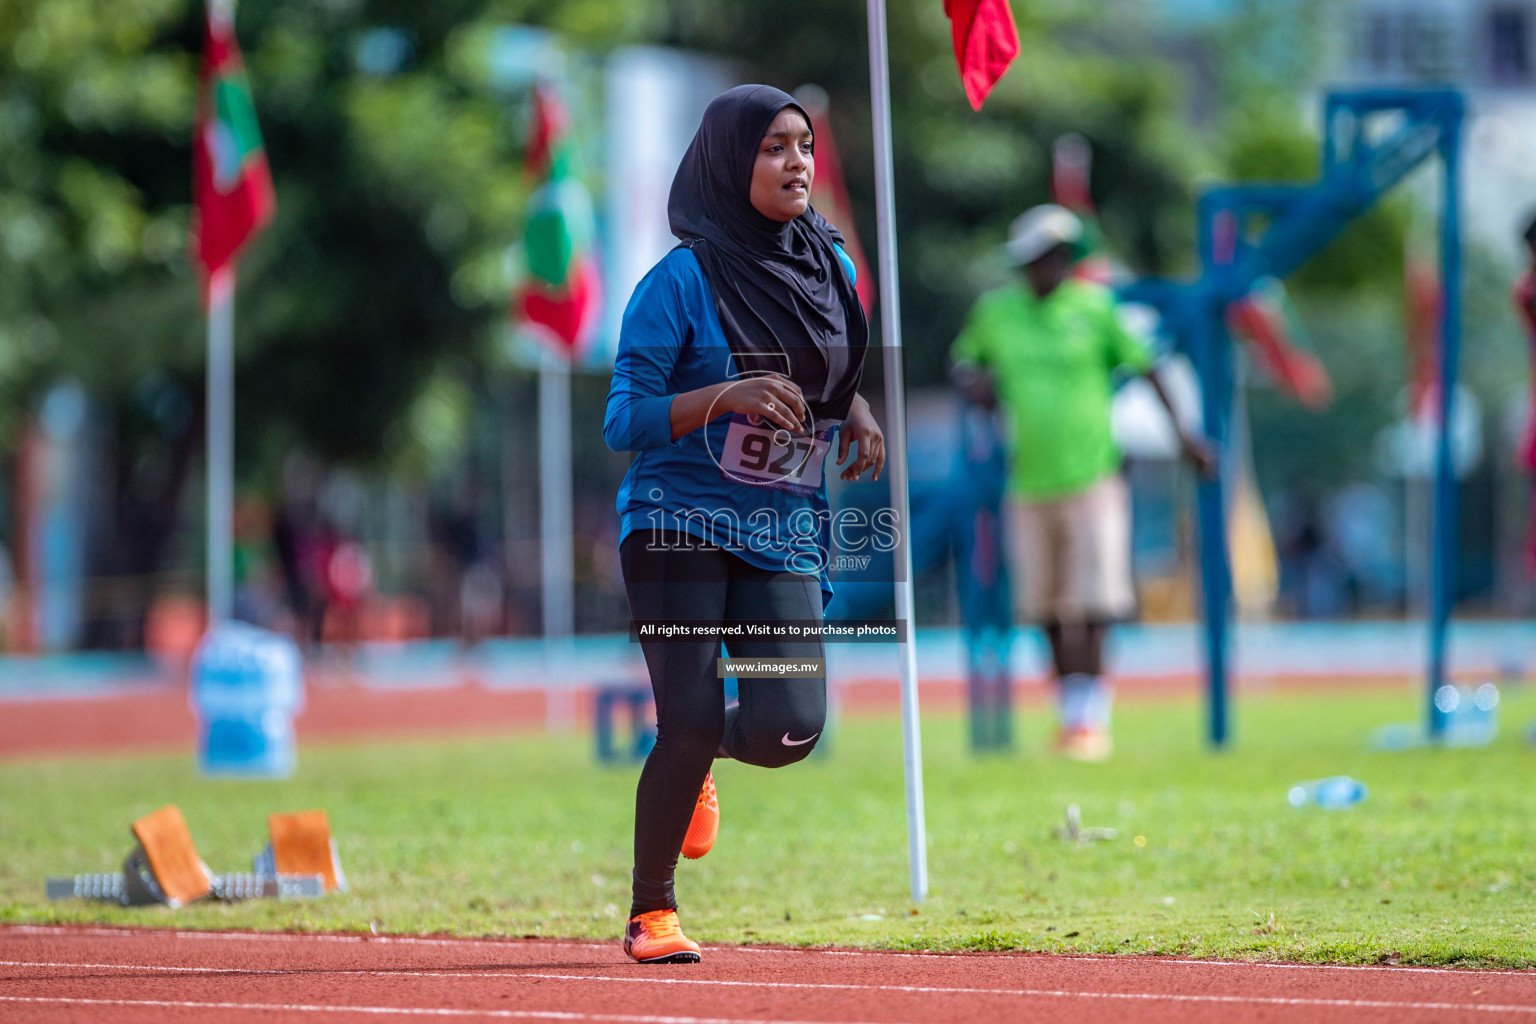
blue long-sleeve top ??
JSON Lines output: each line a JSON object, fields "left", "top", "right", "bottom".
{"left": 603, "top": 245, "right": 858, "bottom": 608}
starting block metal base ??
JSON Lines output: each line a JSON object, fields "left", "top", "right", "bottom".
{"left": 46, "top": 871, "right": 325, "bottom": 904}
{"left": 46, "top": 874, "right": 129, "bottom": 903}
{"left": 212, "top": 873, "right": 327, "bottom": 900}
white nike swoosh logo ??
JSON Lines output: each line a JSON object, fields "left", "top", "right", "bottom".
{"left": 781, "top": 732, "right": 819, "bottom": 746}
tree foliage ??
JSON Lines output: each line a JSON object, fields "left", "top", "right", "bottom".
{"left": 2, "top": 0, "right": 1415, "bottom": 467}
{"left": 0, "top": 0, "right": 658, "bottom": 471}
{"left": 3, "top": 0, "right": 1519, "bottom": 617}
{"left": 0, "top": 0, "right": 654, "bottom": 638}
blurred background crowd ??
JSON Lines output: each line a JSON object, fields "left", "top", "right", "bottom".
{"left": 2, "top": 0, "right": 1533, "bottom": 660}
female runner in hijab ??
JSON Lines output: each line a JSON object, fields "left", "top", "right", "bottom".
{"left": 603, "top": 84, "right": 884, "bottom": 963}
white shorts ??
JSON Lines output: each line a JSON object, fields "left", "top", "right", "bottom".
{"left": 1005, "top": 474, "right": 1135, "bottom": 624}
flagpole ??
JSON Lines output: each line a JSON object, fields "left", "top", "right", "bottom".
{"left": 866, "top": 0, "right": 928, "bottom": 903}
{"left": 207, "top": 266, "right": 235, "bottom": 625}
{"left": 539, "top": 344, "right": 576, "bottom": 730}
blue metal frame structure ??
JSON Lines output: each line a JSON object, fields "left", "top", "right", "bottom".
{"left": 1120, "top": 88, "right": 1466, "bottom": 747}
{"left": 825, "top": 399, "right": 1016, "bottom": 752}
{"left": 954, "top": 401, "right": 1014, "bottom": 751}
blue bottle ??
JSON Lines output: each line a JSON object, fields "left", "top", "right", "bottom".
{"left": 1287, "top": 775, "right": 1367, "bottom": 809}
{"left": 190, "top": 623, "right": 305, "bottom": 777}
{"left": 1437, "top": 684, "right": 1499, "bottom": 747}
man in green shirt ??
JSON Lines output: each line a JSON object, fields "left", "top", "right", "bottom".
{"left": 951, "top": 204, "right": 1214, "bottom": 760}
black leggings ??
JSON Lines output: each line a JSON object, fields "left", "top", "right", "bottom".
{"left": 620, "top": 529, "right": 826, "bottom": 917}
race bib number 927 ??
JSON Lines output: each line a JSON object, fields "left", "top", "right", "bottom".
{"left": 719, "top": 413, "right": 834, "bottom": 496}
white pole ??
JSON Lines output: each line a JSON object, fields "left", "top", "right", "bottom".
{"left": 539, "top": 346, "right": 576, "bottom": 730}
{"left": 206, "top": 266, "right": 235, "bottom": 625}
{"left": 866, "top": 0, "right": 929, "bottom": 903}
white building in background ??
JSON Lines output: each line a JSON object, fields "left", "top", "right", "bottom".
{"left": 1145, "top": 0, "right": 1536, "bottom": 259}
{"left": 602, "top": 49, "right": 735, "bottom": 367}
{"left": 1325, "top": 0, "right": 1536, "bottom": 261}
{"left": 1312, "top": 1, "right": 1534, "bottom": 611}
{"left": 1340, "top": 0, "right": 1532, "bottom": 86}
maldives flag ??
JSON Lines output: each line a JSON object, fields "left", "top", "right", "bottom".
{"left": 944, "top": 0, "right": 1020, "bottom": 111}
{"left": 192, "top": 2, "right": 276, "bottom": 289}
{"left": 515, "top": 83, "right": 600, "bottom": 359}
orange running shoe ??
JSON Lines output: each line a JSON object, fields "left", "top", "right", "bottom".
{"left": 680, "top": 770, "right": 718, "bottom": 860}
{"left": 624, "top": 909, "right": 701, "bottom": 964}
{"left": 1057, "top": 725, "right": 1113, "bottom": 763}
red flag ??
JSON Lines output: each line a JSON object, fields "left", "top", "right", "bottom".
{"left": 192, "top": 4, "right": 276, "bottom": 289}
{"left": 1403, "top": 245, "right": 1441, "bottom": 422}
{"left": 1051, "top": 133, "right": 1094, "bottom": 214}
{"left": 1051, "top": 133, "right": 1117, "bottom": 285}
{"left": 1512, "top": 270, "right": 1536, "bottom": 471}
{"left": 800, "top": 91, "right": 873, "bottom": 313}
{"left": 521, "top": 259, "right": 600, "bottom": 354}
{"left": 944, "top": 0, "right": 1020, "bottom": 111}
{"left": 1516, "top": 269, "right": 1536, "bottom": 342}
{"left": 1227, "top": 288, "right": 1332, "bottom": 410}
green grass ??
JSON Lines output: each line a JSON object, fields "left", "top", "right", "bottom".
{"left": 3, "top": 687, "right": 1535, "bottom": 967}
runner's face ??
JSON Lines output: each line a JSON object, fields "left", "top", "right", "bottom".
{"left": 750, "top": 108, "right": 814, "bottom": 223}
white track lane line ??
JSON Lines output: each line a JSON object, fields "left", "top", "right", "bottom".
{"left": 4, "top": 925, "right": 1533, "bottom": 978}
{"left": 3, "top": 926, "right": 519, "bottom": 950}
{"left": 789, "top": 948, "right": 1536, "bottom": 977}
{"left": 0, "top": 995, "right": 892, "bottom": 1023}
{"left": 3, "top": 959, "right": 1534, "bottom": 1013}
{"left": 1, "top": 960, "right": 279, "bottom": 974}
{"left": 3, "top": 988, "right": 1536, "bottom": 1018}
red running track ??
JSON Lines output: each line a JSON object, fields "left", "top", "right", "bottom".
{"left": 1, "top": 671, "right": 1425, "bottom": 761}
{"left": 3, "top": 924, "right": 1532, "bottom": 1024}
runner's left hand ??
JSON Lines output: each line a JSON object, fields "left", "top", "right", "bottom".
{"left": 838, "top": 394, "right": 885, "bottom": 482}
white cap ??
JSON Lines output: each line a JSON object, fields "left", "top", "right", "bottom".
{"left": 1005, "top": 204, "right": 1083, "bottom": 266}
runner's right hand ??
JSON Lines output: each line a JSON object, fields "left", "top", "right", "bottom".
{"left": 721, "top": 375, "right": 808, "bottom": 434}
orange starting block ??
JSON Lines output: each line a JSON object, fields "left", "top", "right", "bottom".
{"left": 257, "top": 810, "right": 348, "bottom": 893}
{"left": 128, "top": 804, "right": 214, "bottom": 906}
{"left": 46, "top": 804, "right": 335, "bottom": 905}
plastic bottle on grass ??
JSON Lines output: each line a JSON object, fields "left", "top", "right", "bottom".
{"left": 1287, "top": 776, "right": 1367, "bottom": 809}
{"left": 1436, "top": 683, "right": 1498, "bottom": 747}
{"left": 190, "top": 622, "right": 304, "bottom": 778}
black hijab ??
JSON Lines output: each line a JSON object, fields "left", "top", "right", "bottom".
{"left": 669, "top": 84, "right": 868, "bottom": 423}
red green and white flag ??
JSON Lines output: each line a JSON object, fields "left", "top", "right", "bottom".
{"left": 192, "top": 0, "right": 276, "bottom": 293}
{"left": 514, "top": 83, "right": 601, "bottom": 360}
